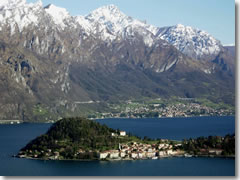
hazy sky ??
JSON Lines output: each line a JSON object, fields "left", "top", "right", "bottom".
{"left": 27, "top": 0, "right": 235, "bottom": 45}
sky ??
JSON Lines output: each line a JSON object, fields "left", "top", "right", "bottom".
{"left": 27, "top": 0, "right": 235, "bottom": 45}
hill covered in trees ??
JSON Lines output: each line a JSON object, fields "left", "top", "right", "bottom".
{"left": 18, "top": 117, "right": 142, "bottom": 159}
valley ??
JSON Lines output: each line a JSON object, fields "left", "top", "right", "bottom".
{"left": 0, "top": 0, "right": 235, "bottom": 122}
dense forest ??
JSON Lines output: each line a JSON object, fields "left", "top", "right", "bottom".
{"left": 182, "top": 134, "right": 235, "bottom": 156}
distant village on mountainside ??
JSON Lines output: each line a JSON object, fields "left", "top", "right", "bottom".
{"left": 87, "top": 98, "right": 234, "bottom": 119}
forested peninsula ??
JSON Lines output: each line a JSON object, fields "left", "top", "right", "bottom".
{"left": 17, "top": 117, "right": 235, "bottom": 161}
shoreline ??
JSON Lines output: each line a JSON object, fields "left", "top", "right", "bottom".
{"left": 92, "top": 115, "right": 234, "bottom": 120}
{"left": 0, "top": 115, "right": 235, "bottom": 124}
{"left": 16, "top": 154, "right": 235, "bottom": 162}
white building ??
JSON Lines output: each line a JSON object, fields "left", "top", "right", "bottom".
{"left": 99, "top": 152, "right": 109, "bottom": 159}
{"left": 120, "top": 131, "right": 126, "bottom": 136}
{"left": 138, "top": 152, "right": 145, "bottom": 158}
{"left": 147, "top": 148, "right": 153, "bottom": 153}
{"left": 120, "top": 151, "right": 126, "bottom": 158}
{"left": 146, "top": 152, "right": 156, "bottom": 158}
{"left": 158, "top": 144, "right": 165, "bottom": 149}
{"left": 209, "top": 149, "right": 223, "bottom": 155}
{"left": 131, "top": 152, "right": 138, "bottom": 159}
{"left": 158, "top": 151, "right": 166, "bottom": 156}
{"left": 166, "top": 150, "right": 173, "bottom": 155}
{"left": 109, "top": 150, "right": 119, "bottom": 159}
{"left": 174, "top": 144, "right": 182, "bottom": 147}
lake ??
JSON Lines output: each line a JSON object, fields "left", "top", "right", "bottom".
{"left": 0, "top": 116, "right": 235, "bottom": 176}
{"left": 96, "top": 116, "right": 235, "bottom": 140}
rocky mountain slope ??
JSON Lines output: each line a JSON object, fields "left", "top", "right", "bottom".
{"left": 0, "top": 0, "right": 235, "bottom": 121}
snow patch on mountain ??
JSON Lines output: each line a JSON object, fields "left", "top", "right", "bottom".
{"left": 75, "top": 16, "right": 92, "bottom": 34}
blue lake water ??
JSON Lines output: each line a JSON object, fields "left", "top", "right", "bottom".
{"left": 96, "top": 116, "right": 235, "bottom": 140}
{"left": 0, "top": 116, "right": 235, "bottom": 176}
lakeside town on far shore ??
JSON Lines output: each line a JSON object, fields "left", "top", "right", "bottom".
{"left": 0, "top": 97, "right": 234, "bottom": 124}
{"left": 87, "top": 98, "right": 234, "bottom": 119}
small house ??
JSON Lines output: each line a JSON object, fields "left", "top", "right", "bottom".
{"left": 138, "top": 152, "right": 146, "bottom": 158}
{"left": 166, "top": 149, "right": 173, "bottom": 155}
{"left": 109, "top": 150, "right": 119, "bottom": 159}
{"left": 99, "top": 151, "right": 109, "bottom": 159}
{"left": 146, "top": 152, "right": 156, "bottom": 158}
{"left": 158, "top": 144, "right": 165, "bottom": 150}
{"left": 131, "top": 152, "right": 138, "bottom": 159}
{"left": 120, "top": 131, "right": 126, "bottom": 136}
{"left": 120, "top": 151, "right": 126, "bottom": 158}
{"left": 158, "top": 151, "right": 166, "bottom": 156}
{"left": 147, "top": 148, "right": 153, "bottom": 153}
{"left": 208, "top": 149, "right": 223, "bottom": 155}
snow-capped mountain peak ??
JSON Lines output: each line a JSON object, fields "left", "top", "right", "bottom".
{"left": 84, "top": 4, "right": 158, "bottom": 43}
{"left": 86, "top": 4, "right": 126, "bottom": 21}
{"left": 157, "top": 24, "right": 222, "bottom": 59}
{"left": 0, "top": 1, "right": 223, "bottom": 59}
{"left": 85, "top": 4, "right": 131, "bottom": 35}
{"left": 44, "top": 4, "right": 71, "bottom": 28}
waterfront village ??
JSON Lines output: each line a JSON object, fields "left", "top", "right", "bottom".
{"left": 98, "top": 132, "right": 185, "bottom": 160}
{"left": 89, "top": 99, "right": 234, "bottom": 119}
{"left": 18, "top": 130, "right": 227, "bottom": 161}
{"left": 97, "top": 131, "right": 225, "bottom": 160}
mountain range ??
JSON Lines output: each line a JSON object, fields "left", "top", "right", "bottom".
{"left": 0, "top": 0, "right": 235, "bottom": 121}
